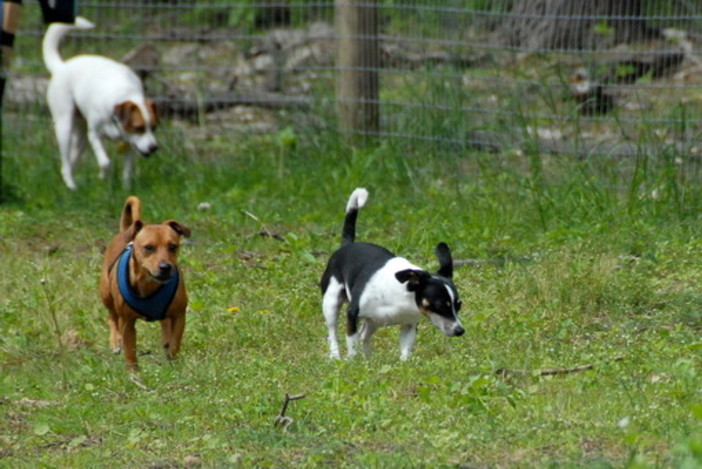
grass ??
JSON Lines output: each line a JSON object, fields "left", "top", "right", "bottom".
{"left": 1, "top": 110, "right": 701, "bottom": 468}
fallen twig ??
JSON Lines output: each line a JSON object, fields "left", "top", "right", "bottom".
{"left": 274, "top": 393, "right": 306, "bottom": 430}
{"left": 243, "top": 210, "right": 285, "bottom": 241}
{"left": 453, "top": 256, "right": 536, "bottom": 267}
{"left": 256, "top": 229, "right": 285, "bottom": 241}
{"left": 496, "top": 356, "right": 624, "bottom": 378}
{"left": 129, "top": 374, "right": 151, "bottom": 391}
{"left": 153, "top": 92, "right": 312, "bottom": 122}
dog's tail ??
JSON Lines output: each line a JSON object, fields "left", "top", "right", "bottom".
{"left": 42, "top": 16, "right": 95, "bottom": 75}
{"left": 120, "top": 196, "right": 142, "bottom": 232}
{"left": 341, "top": 188, "right": 369, "bottom": 246}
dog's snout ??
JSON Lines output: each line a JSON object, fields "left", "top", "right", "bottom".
{"left": 136, "top": 141, "right": 158, "bottom": 157}
{"left": 141, "top": 143, "right": 158, "bottom": 156}
{"left": 158, "top": 262, "right": 173, "bottom": 274}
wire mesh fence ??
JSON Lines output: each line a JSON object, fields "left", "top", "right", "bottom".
{"left": 3, "top": 0, "right": 702, "bottom": 157}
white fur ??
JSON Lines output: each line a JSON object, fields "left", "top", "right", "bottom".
{"left": 43, "top": 17, "right": 158, "bottom": 190}
{"left": 346, "top": 187, "right": 369, "bottom": 213}
{"left": 426, "top": 311, "right": 463, "bottom": 336}
{"left": 357, "top": 258, "right": 422, "bottom": 326}
{"left": 323, "top": 257, "right": 427, "bottom": 361}
{"left": 355, "top": 258, "right": 425, "bottom": 360}
{"left": 322, "top": 276, "right": 345, "bottom": 360}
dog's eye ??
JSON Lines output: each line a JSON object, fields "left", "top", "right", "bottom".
{"left": 144, "top": 245, "right": 155, "bottom": 253}
{"left": 168, "top": 244, "right": 178, "bottom": 253}
{"left": 134, "top": 124, "right": 146, "bottom": 134}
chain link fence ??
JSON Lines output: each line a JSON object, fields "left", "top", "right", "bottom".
{"left": 4, "top": 1, "right": 702, "bottom": 156}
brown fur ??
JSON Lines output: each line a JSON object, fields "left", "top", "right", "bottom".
{"left": 114, "top": 100, "right": 159, "bottom": 134}
{"left": 100, "top": 196, "right": 190, "bottom": 369}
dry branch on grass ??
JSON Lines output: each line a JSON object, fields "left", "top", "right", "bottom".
{"left": 496, "top": 356, "right": 624, "bottom": 378}
{"left": 274, "top": 393, "right": 306, "bottom": 430}
{"left": 153, "top": 92, "right": 312, "bottom": 122}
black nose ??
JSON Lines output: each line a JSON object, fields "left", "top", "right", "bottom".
{"left": 454, "top": 326, "right": 465, "bottom": 336}
{"left": 158, "top": 262, "right": 172, "bottom": 275}
{"left": 139, "top": 143, "right": 158, "bottom": 157}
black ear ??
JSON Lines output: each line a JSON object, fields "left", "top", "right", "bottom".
{"left": 164, "top": 220, "right": 192, "bottom": 238}
{"left": 395, "top": 269, "right": 431, "bottom": 291}
{"left": 435, "top": 242, "right": 453, "bottom": 279}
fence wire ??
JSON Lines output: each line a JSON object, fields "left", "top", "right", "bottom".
{"left": 3, "top": 0, "right": 702, "bottom": 157}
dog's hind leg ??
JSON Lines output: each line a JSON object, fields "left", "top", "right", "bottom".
{"left": 53, "top": 110, "right": 79, "bottom": 190}
{"left": 399, "top": 324, "right": 417, "bottom": 360}
{"left": 48, "top": 84, "right": 80, "bottom": 189}
{"left": 359, "top": 320, "right": 378, "bottom": 359}
{"left": 322, "top": 278, "right": 345, "bottom": 359}
{"left": 345, "top": 302, "right": 362, "bottom": 358}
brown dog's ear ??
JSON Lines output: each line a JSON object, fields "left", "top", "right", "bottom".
{"left": 114, "top": 102, "right": 134, "bottom": 127}
{"left": 146, "top": 100, "right": 159, "bottom": 127}
{"left": 164, "top": 220, "right": 191, "bottom": 238}
{"left": 114, "top": 101, "right": 148, "bottom": 133}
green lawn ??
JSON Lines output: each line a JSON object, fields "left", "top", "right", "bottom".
{"left": 1, "top": 117, "right": 700, "bottom": 468}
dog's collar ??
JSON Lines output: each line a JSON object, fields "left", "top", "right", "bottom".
{"left": 116, "top": 242, "right": 179, "bottom": 322}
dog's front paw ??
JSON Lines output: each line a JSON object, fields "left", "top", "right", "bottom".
{"left": 61, "top": 168, "right": 77, "bottom": 190}
{"left": 98, "top": 161, "right": 112, "bottom": 179}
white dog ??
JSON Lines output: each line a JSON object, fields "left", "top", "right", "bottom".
{"left": 43, "top": 17, "right": 159, "bottom": 190}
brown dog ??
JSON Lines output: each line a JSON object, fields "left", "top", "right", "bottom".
{"left": 100, "top": 196, "right": 191, "bottom": 369}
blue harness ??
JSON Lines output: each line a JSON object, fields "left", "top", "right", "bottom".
{"left": 116, "top": 243, "right": 179, "bottom": 322}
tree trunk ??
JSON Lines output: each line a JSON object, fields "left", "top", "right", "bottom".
{"left": 335, "top": 0, "right": 380, "bottom": 140}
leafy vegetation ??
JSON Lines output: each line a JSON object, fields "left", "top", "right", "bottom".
{"left": 0, "top": 105, "right": 700, "bottom": 467}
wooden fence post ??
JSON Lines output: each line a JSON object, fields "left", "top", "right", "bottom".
{"left": 335, "top": 0, "right": 379, "bottom": 141}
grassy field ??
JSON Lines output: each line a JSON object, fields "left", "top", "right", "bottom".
{"left": 1, "top": 114, "right": 701, "bottom": 468}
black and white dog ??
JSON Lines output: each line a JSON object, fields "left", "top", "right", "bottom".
{"left": 320, "top": 188, "right": 465, "bottom": 360}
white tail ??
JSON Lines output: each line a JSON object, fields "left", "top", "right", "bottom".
{"left": 42, "top": 16, "right": 95, "bottom": 75}
{"left": 345, "top": 188, "right": 369, "bottom": 213}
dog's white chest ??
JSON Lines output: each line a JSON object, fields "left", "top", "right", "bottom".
{"left": 358, "top": 258, "right": 420, "bottom": 326}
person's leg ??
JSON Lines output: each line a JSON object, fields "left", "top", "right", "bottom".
{"left": 1, "top": 0, "right": 22, "bottom": 201}
{"left": 37, "top": 0, "right": 77, "bottom": 24}
{"left": 1, "top": 0, "right": 22, "bottom": 105}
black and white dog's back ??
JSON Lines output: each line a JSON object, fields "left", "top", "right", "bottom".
{"left": 321, "top": 188, "right": 464, "bottom": 360}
